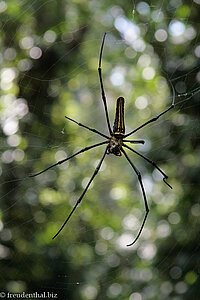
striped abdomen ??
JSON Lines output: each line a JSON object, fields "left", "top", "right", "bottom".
{"left": 113, "top": 97, "right": 125, "bottom": 136}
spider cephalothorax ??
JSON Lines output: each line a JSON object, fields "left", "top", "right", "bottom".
{"left": 30, "top": 32, "right": 175, "bottom": 246}
{"left": 107, "top": 136, "right": 123, "bottom": 156}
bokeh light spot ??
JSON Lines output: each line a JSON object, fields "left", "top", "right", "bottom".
{"left": 191, "top": 203, "right": 200, "bottom": 216}
{"left": 4, "top": 48, "right": 16, "bottom": 60}
{"left": 29, "top": 47, "right": 42, "bottom": 59}
{"left": 174, "top": 281, "right": 188, "bottom": 294}
{"left": 136, "top": 2, "right": 150, "bottom": 15}
{"left": 1, "top": 68, "right": 16, "bottom": 83}
{"left": 169, "top": 20, "right": 185, "bottom": 36}
{"left": 0, "top": 1, "right": 7, "bottom": 13}
{"left": 107, "top": 254, "right": 120, "bottom": 267}
{"left": 12, "top": 149, "right": 25, "bottom": 162}
{"left": 157, "top": 220, "right": 171, "bottom": 238}
{"left": 151, "top": 10, "right": 164, "bottom": 22}
{"left": 107, "top": 283, "right": 122, "bottom": 298}
{"left": 110, "top": 71, "right": 124, "bottom": 86}
{"left": 82, "top": 285, "right": 98, "bottom": 300}
{"left": 20, "top": 36, "right": 34, "bottom": 49}
{"left": 100, "top": 227, "right": 114, "bottom": 240}
{"left": 155, "top": 29, "right": 168, "bottom": 42}
{"left": 194, "top": 45, "right": 200, "bottom": 57}
{"left": 123, "top": 214, "right": 139, "bottom": 230}
{"left": 18, "top": 59, "right": 32, "bottom": 72}
{"left": 135, "top": 95, "right": 148, "bottom": 109}
{"left": 168, "top": 212, "right": 181, "bottom": 224}
{"left": 170, "top": 266, "right": 182, "bottom": 279}
{"left": 160, "top": 281, "right": 173, "bottom": 296}
{"left": 3, "top": 119, "right": 19, "bottom": 136}
{"left": 110, "top": 186, "right": 127, "bottom": 200}
{"left": 142, "top": 67, "right": 155, "bottom": 80}
{"left": 95, "top": 241, "right": 107, "bottom": 255}
{"left": 44, "top": 30, "right": 57, "bottom": 43}
{"left": 129, "top": 292, "right": 142, "bottom": 300}
{"left": 137, "top": 243, "right": 157, "bottom": 260}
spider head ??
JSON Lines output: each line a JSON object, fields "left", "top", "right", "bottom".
{"left": 107, "top": 136, "right": 123, "bottom": 156}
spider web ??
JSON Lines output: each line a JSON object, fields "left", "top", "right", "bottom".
{"left": 0, "top": 0, "right": 200, "bottom": 299}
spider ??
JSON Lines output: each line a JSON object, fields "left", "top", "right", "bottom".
{"left": 30, "top": 33, "right": 175, "bottom": 246}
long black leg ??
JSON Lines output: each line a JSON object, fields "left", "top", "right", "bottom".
{"left": 123, "top": 143, "right": 172, "bottom": 189}
{"left": 124, "top": 80, "right": 175, "bottom": 138}
{"left": 121, "top": 148, "right": 149, "bottom": 246}
{"left": 98, "top": 33, "right": 112, "bottom": 136}
{"left": 52, "top": 146, "right": 108, "bottom": 239}
{"left": 123, "top": 139, "right": 145, "bottom": 144}
{"left": 65, "top": 116, "right": 109, "bottom": 139}
{"left": 29, "top": 141, "right": 108, "bottom": 177}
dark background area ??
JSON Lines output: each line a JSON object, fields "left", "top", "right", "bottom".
{"left": 0, "top": 0, "right": 200, "bottom": 299}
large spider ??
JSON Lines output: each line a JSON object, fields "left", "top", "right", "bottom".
{"left": 30, "top": 33, "right": 175, "bottom": 246}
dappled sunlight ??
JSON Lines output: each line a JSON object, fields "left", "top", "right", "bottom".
{"left": 0, "top": 0, "right": 199, "bottom": 298}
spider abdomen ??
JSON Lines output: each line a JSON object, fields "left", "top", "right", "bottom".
{"left": 113, "top": 97, "right": 125, "bottom": 135}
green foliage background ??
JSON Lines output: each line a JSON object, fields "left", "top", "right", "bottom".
{"left": 0, "top": 0, "right": 200, "bottom": 299}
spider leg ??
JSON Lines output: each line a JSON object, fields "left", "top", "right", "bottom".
{"left": 98, "top": 33, "right": 113, "bottom": 136}
{"left": 121, "top": 148, "right": 149, "bottom": 246}
{"left": 29, "top": 141, "right": 108, "bottom": 177}
{"left": 52, "top": 146, "right": 108, "bottom": 239}
{"left": 124, "top": 80, "right": 175, "bottom": 138}
{"left": 123, "top": 139, "right": 145, "bottom": 144}
{"left": 65, "top": 116, "right": 109, "bottom": 139}
{"left": 123, "top": 143, "right": 172, "bottom": 189}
